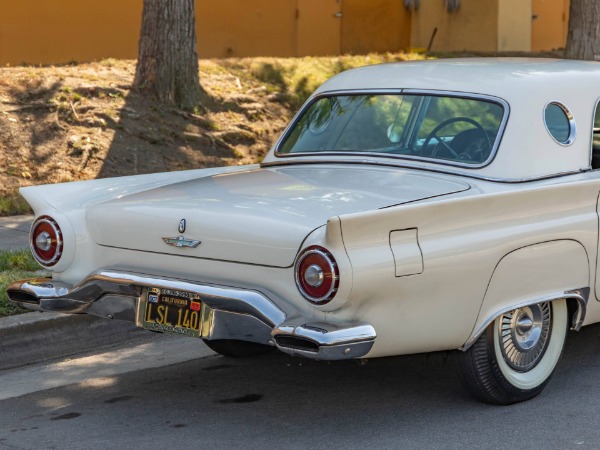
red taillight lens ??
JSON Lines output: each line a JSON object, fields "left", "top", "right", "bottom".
{"left": 30, "top": 216, "right": 63, "bottom": 267}
{"left": 295, "top": 246, "right": 339, "bottom": 304}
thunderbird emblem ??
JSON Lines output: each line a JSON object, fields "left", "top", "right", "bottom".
{"left": 178, "top": 219, "right": 186, "bottom": 233}
{"left": 162, "top": 236, "right": 201, "bottom": 248}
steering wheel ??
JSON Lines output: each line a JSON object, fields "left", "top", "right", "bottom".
{"left": 422, "top": 117, "right": 492, "bottom": 161}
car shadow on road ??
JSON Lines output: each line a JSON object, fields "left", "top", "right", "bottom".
{"left": 3, "top": 325, "right": 600, "bottom": 448}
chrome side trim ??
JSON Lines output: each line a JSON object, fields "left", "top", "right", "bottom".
{"left": 461, "top": 287, "right": 589, "bottom": 351}
{"left": 261, "top": 158, "right": 588, "bottom": 184}
{"left": 272, "top": 319, "right": 376, "bottom": 360}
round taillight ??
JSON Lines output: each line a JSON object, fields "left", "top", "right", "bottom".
{"left": 295, "top": 246, "right": 339, "bottom": 304}
{"left": 30, "top": 216, "right": 63, "bottom": 267}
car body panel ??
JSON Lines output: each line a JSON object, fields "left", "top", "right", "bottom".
{"left": 9, "top": 58, "right": 600, "bottom": 364}
{"left": 86, "top": 165, "right": 469, "bottom": 267}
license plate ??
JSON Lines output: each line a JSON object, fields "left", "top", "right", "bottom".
{"left": 140, "top": 287, "right": 202, "bottom": 337}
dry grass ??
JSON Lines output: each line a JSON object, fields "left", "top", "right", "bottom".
{"left": 0, "top": 52, "right": 428, "bottom": 216}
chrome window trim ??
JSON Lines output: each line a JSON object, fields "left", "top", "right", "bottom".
{"left": 273, "top": 89, "right": 510, "bottom": 170}
{"left": 261, "top": 158, "right": 588, "bottom": 184}
{"left": 589, "top": 96, "right": 600, "bottom": 169}
{"left": 543, "top": 101, "right": 577, "bottom": 146}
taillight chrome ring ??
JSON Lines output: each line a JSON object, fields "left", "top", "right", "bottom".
{"left": 30, "top": 216, "right": 63, "bottom": 267}
{"left": 295, "top": 246, "right": 339, "bottom": 305}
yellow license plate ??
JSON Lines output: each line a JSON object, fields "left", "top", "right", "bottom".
{"left": 140, "top": 287, "right": 202, "bottom": 337}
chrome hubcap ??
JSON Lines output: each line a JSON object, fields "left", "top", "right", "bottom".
{"left": 498, "top": 303, "right": 552, "bottom": 372}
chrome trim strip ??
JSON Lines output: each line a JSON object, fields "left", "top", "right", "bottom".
{"left": 460, "top": 287, "right": 589, "bottom": 351}
{"left": 261, "top": 158, "right": 587, "bottom": 184}
{"left": 273, "top": 89, "right": 510, "bottom": 170}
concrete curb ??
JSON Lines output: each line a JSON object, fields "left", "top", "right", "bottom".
{"left": 0, "top": 311, "right": 145, "bottom": 371}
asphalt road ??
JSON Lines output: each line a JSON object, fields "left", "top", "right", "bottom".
{"left": 2, "top": 323, "right": 600, "bottom": 450}
{"left": 0, "top": 215, "right": 32, "bottom": 251}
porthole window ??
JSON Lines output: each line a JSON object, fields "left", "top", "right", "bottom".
{"left": 544, "top": 102, "right": 576, "bottom": 145}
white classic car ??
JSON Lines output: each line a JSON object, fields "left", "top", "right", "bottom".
{"left": 8, "top": 58, "right": 600, "bottom": 405}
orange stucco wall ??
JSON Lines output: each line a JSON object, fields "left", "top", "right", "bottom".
{"left": 0, "top": 0, "right": 572, "bottom": 65}
{"left": 0, "top": 0, "right": 142, "bottom": 65}
{"left": 198, "top": 0, "right": 297, "bottom": 58}
{"left": 342, "top": 0, "right": 411, "bottom": 55}
{"left": 532, "top": 0, "right": 569, "bottom": 51}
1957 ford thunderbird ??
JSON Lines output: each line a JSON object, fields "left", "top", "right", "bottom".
{"left": 9, "top": 58, "right": 600, "bottom": 405}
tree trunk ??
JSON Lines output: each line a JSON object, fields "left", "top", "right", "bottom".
{"left": 565, "top": 0, "right": 600, "bottom": 60}
{"left": 134, "top": 0, "right": 200, "bottom": 109}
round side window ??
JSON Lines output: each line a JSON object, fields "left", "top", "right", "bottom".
{"left": 544, "top": 102, "right": 576, "bottom": 145}
{"left": 308, "top": 98, "right": 333, "bottom": 134}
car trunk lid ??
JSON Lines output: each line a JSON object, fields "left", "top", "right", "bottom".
{"left": 87, "top": 165, "right": 469, "bottom": 267}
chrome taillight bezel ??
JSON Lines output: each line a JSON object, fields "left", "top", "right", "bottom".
{"left": 30, "top": 215, "right": 63, "bottom": 267}
{"left": 294, "top": 245, "right": 340, "bottom": 305}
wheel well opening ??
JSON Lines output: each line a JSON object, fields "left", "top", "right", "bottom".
{"left": 565, "top": 297, "right": 582, "bottom": 330}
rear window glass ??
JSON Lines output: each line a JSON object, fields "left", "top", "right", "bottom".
{"left": 278, "top": 93, "right": 505, "bottom": 166}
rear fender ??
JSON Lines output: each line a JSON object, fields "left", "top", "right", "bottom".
{"left": 462, "top": 240, "right": 590, "bottom": 350}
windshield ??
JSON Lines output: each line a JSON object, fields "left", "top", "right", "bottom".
{"left": 278, "top": 93, "right": 505, "bottom": 166}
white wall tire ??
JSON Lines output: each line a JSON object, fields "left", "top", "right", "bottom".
{"left": 457, "top": 299, "right": 568, "bottom": 404}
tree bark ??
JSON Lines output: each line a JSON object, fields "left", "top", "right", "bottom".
{"left": 134, "top": 0, "right": 200, "bottom": 109}
{"left": 565, "top": 0, "right": 600, "bottom": 60}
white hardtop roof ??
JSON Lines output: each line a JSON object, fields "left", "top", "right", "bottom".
{"left": 316, "top": 58, "right": 600, "bottom": 101}
{"left": 266, "top": 58, "right": 600, "bottom": 181}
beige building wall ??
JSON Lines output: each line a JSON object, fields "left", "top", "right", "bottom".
{"left": 411, "top": 0, "right": 499, "bottom": 52}
{"left": 498, "top": 0, "right": 532, "bottom": 51}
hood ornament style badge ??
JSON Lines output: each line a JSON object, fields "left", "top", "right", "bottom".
{"left": 162, "top": 236, "right": 201, "bottom": 248}
{"left": 163, "top": 219, "right": 200, "bottom": 248}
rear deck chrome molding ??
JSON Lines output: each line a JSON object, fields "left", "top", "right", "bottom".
{"left": 8, "top": 271, "right": 377, "bottom": 361}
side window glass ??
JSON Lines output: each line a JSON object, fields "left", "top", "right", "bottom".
{"left": 593, "top": 101, "right": 600, "bottom": 170}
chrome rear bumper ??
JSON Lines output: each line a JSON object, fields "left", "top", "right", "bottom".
{"left": 7, "top": 271, "right": 376, "bottom": 361}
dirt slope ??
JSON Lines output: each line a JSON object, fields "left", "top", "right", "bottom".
{"left": 0, "top": 59, "right": 292, "bottom": 196}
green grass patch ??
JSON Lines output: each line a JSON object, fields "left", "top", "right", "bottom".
{"left": 0, "top": 192, "right": 32, "bottom": 217}
{"left": 0, "top": 249, "right": 45, "bottom": 318}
